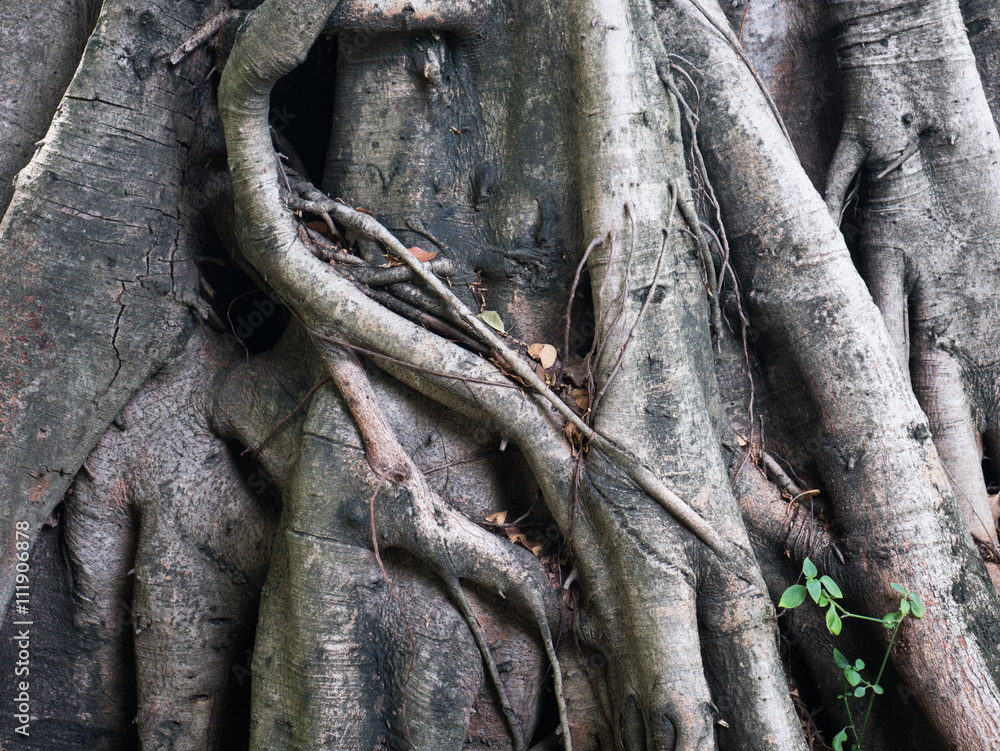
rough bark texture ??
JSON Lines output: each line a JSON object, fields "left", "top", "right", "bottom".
{"left": 2, "top": 0, "right": 1000, "bottom": 749}
{"left": 0, "top": 0, "right": 98, "bottom": 215}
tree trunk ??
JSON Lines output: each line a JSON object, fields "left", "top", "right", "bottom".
{"left": 2, "top": 0, "right": 999, "bottom": 749}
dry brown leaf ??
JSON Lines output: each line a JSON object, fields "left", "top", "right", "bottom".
{"left": 505, "top": 526, "right": 525, "bottom": 544}
{"left": 503, "top": 526, "right": 544, "bottom": 556}
{"left": 485, "top": 510, "right": 508, "bottom": 524}
{"left": 408, "top": 246, "right": 438, "bottom": 262}
{"left": 571, "top": 388, "right": 589, "bottom": 411}
{"left": 527, "top": 343, "right": 558, "bottom": 369}
{"left": 525, "top": 540, "right": 545, "bottom": 556}
{"left": 356, "top": 207, "right": 376, "bottom": 218}
{"left": 538, "top": 344, "right": 557, "bottom": 369}
{"left": 306, "top": 220, "right": 329, "bottom": 236}
{"left": 736, "top": 434, "right": 748, "bottom": 447}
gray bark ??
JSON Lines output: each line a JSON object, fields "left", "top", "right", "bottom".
{"left": 2, "top": 0, "right": 1000, "bottom": 748}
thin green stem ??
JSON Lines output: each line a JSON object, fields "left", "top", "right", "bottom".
{"left": 830, "top": 600, "right": 884, "bottom": 623}
{"left": 843, "top": 692, "right": 860, "bottom": 749}
{"left": 858, "top": 619, "right": 903, "bottom": 740}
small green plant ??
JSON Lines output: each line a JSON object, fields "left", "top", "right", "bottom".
{"left": 778, "top": 558, "right": 925, "bottom": 751}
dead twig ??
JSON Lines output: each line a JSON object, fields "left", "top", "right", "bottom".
{"left": 169, "top": 9, "right": 242, "bottom": 66}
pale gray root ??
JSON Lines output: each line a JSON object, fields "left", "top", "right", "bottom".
{"left": 822, "top": 0, "right": 1000, "bottom": 575}
{"left": 0, "top": 0, "right": 230, "bottom": 623}
{"left": 319, "top": 343, "right": 572, "bottom": 751}
{"left": 655, "top": 0, "right": 1000, "bottom": 746}
{"left": 216, "top": 0, "right": 818, "bottom": 748}
{"left": 209, "top": 330, "right": 559, "bottom": 750}
{"left": 566, "top": 2, "right": 808, "bottom": 748}
{"left": 63, "top": 324, "right": 278, "bottom": 750}
{"left": 0, "top": 0, "right": 94, "bottom": 215}
{"left": 961, "top": 0, "right": 1000, "bottom": 124}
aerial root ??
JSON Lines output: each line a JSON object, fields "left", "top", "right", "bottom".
{"left": 280, "top": 176, "right": 732, "bottom": 560}
{"left": 319, "top": 342, "right": 573, "bottom": 751}
{"left": 445, "top": 579, "right": 527, "bottom": 751}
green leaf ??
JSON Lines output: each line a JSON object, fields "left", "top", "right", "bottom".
{"left": 826, "top": 605, "right": 843, "bottom": 635}
{"left": 890, "top": 582, "right": 906, "bottom": 594}
{"left": 854, "top": 658, "right": 865, "bottom": 670}
{"left": 846, "top": 669, "right": 861, "bottom": 686}
{"left": 908, "top": 593, "right": 925, "bottom": 618}
{"left": 883, "top": 612, "right": 902, "bottom": 629}
{"left": 854, "top": 686, "right": 866, "bottom": 698}
{"left": 833, "top": 648, "right": 849, "bottom": 669}
{"left": 899, "top": 599, "right": 910, "bottom": 616}
{"left": 872, "top": 684, "right": 884, "bottom": 695}
{"left": 820, "top": 575, "right": 843, "bottom": 598}
{"left": 477, "top": 310, "right": 506, "bottom": 333}
{"left": 802, "top": 558, "right": 818, "bottom": 579}
{"left": 833, "top": 729, "right": 848, "bottom": 751}
{"left": 818, "top": 592, "right": 829, "bottom": 607}
{"left": 778, "top": 585, "right": 808, "bottom": 609}
{"left": 807, "top": 579, "right": 822, "bottom": 603}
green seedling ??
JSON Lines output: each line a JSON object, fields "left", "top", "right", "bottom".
{"left": 778, "top": 559, "right": 925, "bottom": 751}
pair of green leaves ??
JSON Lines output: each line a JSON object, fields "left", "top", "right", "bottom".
{"left": 833, "top": 648, "right": 884, "bottom": 698}
{"left": 890, "top": 582, "right": 925, "bottom": 620}
{"left": 777, "top": 557, "right": 845, "bottom": 634}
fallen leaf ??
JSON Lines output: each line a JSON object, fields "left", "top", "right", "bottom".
{"left": 306, "top": 220, "right": 330, "bottom": 236}
{"left": 504, "top": 527, "right": 544, "bottom": 555}
{"left": 356, "top": 207, "right": 376, "bottom": 218}
{"left": 408, "top": 246, "right": 438, "bottom": 262}
{"left": 528, "top": 343, "right": 558, "bottom": 369}
{"left": 736, "top": 434, "right": 748, "bottom": 447}
{"left": 485, "top": 510, "right": 507, "bottom": 524}
{"left": 538, "top": 344, "right": 557, "bottom": 369}
{"left": 571, "top": 388, "right": 589, "bottom": 411}
{"left": 478, "top": 310, "right": 505, "bottom": 333}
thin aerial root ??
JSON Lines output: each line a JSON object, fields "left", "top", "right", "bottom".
{"left": 592, "top": 189, "right": 676, "bottom": 415}
{"left": 674, "top": 185, "right": 723, "bottom": 344}
{"left": 563, "top": 236, "right": 603, "bottom": 376}
{"left": 445, "top": 579, "right": 527, "bottom": 751}
{"left": 169, "top": 8, "right": 243, "bottom": 66}
{"left": 537, "top": 616, "right": 573, "bottom": 751}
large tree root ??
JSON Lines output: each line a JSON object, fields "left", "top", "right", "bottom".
{"left": 208, "top": 326, "right": 566, "bottom": 749}
{"left": 655, "top": 0, "right": 1000, "bottom": 746}
{"left": 0, "top": 0, "right": 232, "bottom": 617}
{"left": 62, "top": 325, "right": 278, "bottom": 750}
{"left": 822, "top": 0, "right": 1000, "bottom": 575}
{"left": 213, "top": 0, "right": 822, "bottom": 748}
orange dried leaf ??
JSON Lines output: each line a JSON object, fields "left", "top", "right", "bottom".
{"left": 408, "top": 246, "right": 438, "bottom": 262}
{"left": 485, "top": 510, "right": 508, "bottom": 524}
{"left": 306, "top": 220, "right": 329, "bottom": 235}
{"left": 505, "top": 526, "right": 525, "bottom": 544}
{"left": 528, "top": 343, "right": 558, "bottom": 369}
{"left": 356, "top": 207, "right": 376, "bottom": 218}
{"left": 538, "top": 344, "right": 557, "bottom": 369}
